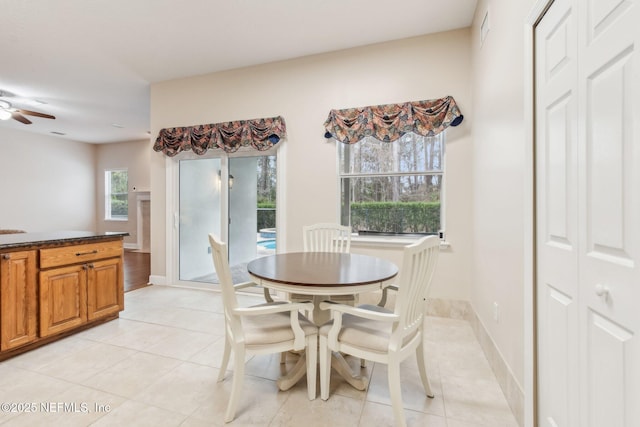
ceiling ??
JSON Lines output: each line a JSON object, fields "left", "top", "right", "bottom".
{"left": 0, "top": 0, "right": 477, "bottom": 144}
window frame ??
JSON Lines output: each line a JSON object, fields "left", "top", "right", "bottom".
{"left": 337, "top": 133, "right": 446, "bottom": 240}
{"left": 105, "top": 168, "right": 129, "bottom": 221}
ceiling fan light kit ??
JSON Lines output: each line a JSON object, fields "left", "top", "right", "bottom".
{"left": 0, "top": 101, "right": 11, "bottom": 120}
{"left": 0, "top": 94, "right": 56, "bottom": 125}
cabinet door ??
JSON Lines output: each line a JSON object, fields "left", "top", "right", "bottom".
{"left": 87, "top": 257, "right": 124, "bottom": 321}
{"left": 1, "top": 251, "right": 37, "bottom": 350}
{"left": 39, "top": 265, "right": 87, "bottom": 337}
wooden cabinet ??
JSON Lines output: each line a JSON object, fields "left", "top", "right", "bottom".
{"left": 87, "top": 257, "right": 123, "bottom": 321}
{"left": 0, "top": 250, "right": 37, "bottom": 350}
{"left": 39, "top": 264, "right": 88, "bottom": 337}
{"left": 39, "top": 240, "right": 124, "bottom": 337}
{"left": 0, "top": 234, "right": 125, "bottom": 359}
{"left": 39, "top": 240, "right": 123, "bottom": 269}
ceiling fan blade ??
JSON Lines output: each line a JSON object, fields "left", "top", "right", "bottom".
{"left": 11, "top": 112, "right": 32, "bottom": 124}
{"left": 17, "top": 109, "right": 55, "bottom": 120}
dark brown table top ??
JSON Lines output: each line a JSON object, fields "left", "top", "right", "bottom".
{"left": 247, "top": 252, "right": 398, "bottom": 288}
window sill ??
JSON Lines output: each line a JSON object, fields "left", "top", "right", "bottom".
{"left": 105, "top": 218, "right": 129, "bottom": 222}
{"left": 351, "top": 235, "right": 450, "bottom": 249}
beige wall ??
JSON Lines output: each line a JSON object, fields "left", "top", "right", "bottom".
{"left": 0, "top": 127, "right": 97, "bottom": 232}
{"left": 150, "top": 29, "right": 473, "bottom": 301}
{"left": 0, "top": 128, "right": 151, "bottom": 244}
{"left": 470, "top": 0, "right": 537, "bottom": 390}
{"left": 96, "top": 139, "right": 152, "bottom": 247}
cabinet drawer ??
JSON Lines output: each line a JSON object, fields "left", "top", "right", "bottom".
{"left": 40, "top": 240, "right": 122, "bottom": 269}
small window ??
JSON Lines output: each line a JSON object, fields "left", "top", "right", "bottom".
{"left": 105, "top": 169, "right": 128, "bottom": 220}
{"left": 338, "top": 133, "right": 444, "bottom": 236}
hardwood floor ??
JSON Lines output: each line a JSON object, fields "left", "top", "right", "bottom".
{"left": 123, "top": 250, "right": 150, "bottom": 292}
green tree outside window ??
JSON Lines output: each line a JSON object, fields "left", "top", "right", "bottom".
{"left": 106, "top": 170, "right": 128, "bottom": 220}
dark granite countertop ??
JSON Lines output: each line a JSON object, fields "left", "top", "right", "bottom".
{"left": 0, "top": 231, "right": 129, "bottom": 251}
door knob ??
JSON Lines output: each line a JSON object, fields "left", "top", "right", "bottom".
{"left": 595, "top": 284, "right": 610, "bottom": 298}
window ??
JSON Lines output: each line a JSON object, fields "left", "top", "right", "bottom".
{"left": 105, "top": 169, "right": 128, "bottom": 220}
{"left": 338, "top": 133, "right": 444, "bottom": 236}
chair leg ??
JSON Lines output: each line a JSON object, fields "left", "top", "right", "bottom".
{"left": 225, "top": 346, "right": 245, "bottom": 423}
{"left": 217, "top": 334, "right": 231, "bottom": 382}
{"left": 377, "top": 287, "right": 389, "bottom": 307}
{"left": 280, "top": 351, "right": 287, "bottom": 364}
{"left": 306, "top": 334, "right": 318, "bottom": 400}
{"left": 387, "top": 358, "right": 407, "bottom": 427}
{"left": 263, "top": 287, "right": 274, "bottom": 303}
{"left": 416, "top": 340, "right": 434, "bottom": 398}
{"left": 319, "top": 335, "right": 332, "bottom": 401}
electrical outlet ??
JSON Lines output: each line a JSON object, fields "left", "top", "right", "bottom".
{"left": 493, "top": 302, "right": 499, "bottom": 322}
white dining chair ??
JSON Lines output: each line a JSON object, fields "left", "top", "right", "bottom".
{"left": 299, "top": 222, "right": 365, "bottom": 365}
{"left": 318, "top": 235, "right": 440, "bottom": 427}
{"left": 302, "top": 222, "right": 351, "bottom": 253}
{"left": 289, "top": 223, "right": 353, "bottom": 310}
{"left": 208, "top": 234, "right": 318, "bottom": 423}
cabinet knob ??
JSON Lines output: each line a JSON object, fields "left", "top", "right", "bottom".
{"left": 1, "top": 254, "right": 10, "bottom": 260}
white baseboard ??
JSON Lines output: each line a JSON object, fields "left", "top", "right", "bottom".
{"left": 426, "top": 298, "right": 471, "bottom": 319}
{"left": 148, "top": 275, "right": 166, "bottom": 285}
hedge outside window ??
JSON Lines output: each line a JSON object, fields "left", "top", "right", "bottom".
{"left": 105, "top": 169, "right": 128, "bottom": 220}
{"left": 338, "top": 133, "right": 444, "bottom": 235}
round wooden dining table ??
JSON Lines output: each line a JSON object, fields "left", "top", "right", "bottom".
{"left": 247, "top": 252, "right": 399, "bottom": 391}
{"left": 248, "top": 251, "right": 397, "bottom": 289}
{"left": 248, "top": 252, "right": 398, "bottom": 324}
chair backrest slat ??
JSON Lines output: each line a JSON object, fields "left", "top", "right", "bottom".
{"left": 209, "top": 234, "right": 242, "bottom": 339}
{"left": 303, "top": 223, "right": 351, "bottom": 253}
{"left": 394, "top": 236, "right": 440, "bottom": 333}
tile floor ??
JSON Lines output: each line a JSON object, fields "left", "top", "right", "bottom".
{"left": 0, "top": 285, "right": 519, "bottom": 426}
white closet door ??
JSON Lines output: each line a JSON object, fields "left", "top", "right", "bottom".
{"left": 536, "top": 0, "right": 640, "bottom": 426}
{"left": 576, "top": 0, "right": 639, "bottom": 426}
{"left": 535, "top": 1, "right": 580, "bottom": 425}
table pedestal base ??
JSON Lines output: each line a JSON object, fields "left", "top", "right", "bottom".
{"left": 276, "top": 351, "right": 366, "bottom": 392}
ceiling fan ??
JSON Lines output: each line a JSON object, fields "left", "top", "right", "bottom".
{"left": 0, "top": 90, "right": 56, "bottom": 124}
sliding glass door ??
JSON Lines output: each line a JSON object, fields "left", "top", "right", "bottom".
{"left": 177, "top": 153, "right": 276, "bottom": 287}
{"left": 178, "top": 157, "right": 222, "bottom": 283}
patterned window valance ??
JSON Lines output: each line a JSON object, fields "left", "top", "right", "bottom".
{"left": 153, "top": 115, "right": 286, "bottom": 157}
{"left": 323, "top": 96, "right": 463, "bottom": 144}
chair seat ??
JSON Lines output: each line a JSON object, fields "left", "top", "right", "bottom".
{"left": 319, "top": 304, "right": 393, "bottom": 353}
{"left": 244, "top": 309, "right": 317, "bottom": 346}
